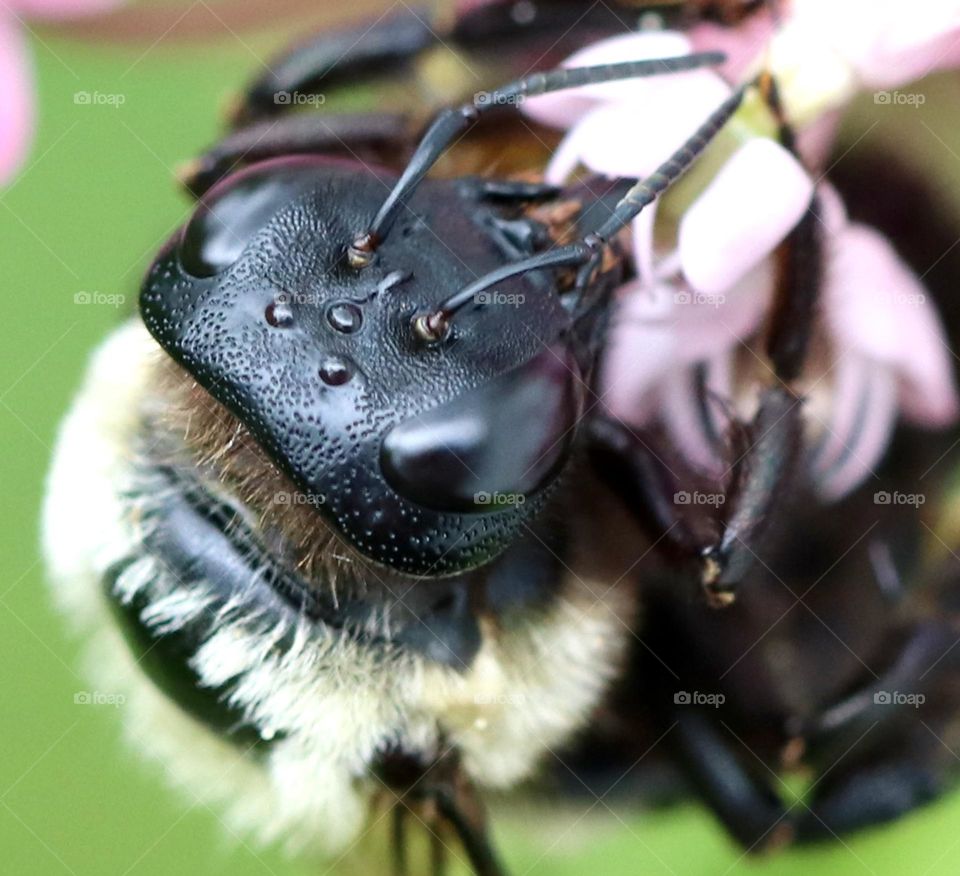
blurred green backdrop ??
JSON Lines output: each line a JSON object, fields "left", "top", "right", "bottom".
{"left": 4, "top": 9, "right": 960, "bottom": 876}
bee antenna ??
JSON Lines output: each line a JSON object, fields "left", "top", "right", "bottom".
{"left": 412, "top": 82, "right": 748, "bottom": 342}
{"left": 347, "top": 51, "right": 727, "bottom": 268}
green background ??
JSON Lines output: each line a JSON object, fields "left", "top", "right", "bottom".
{"left": 4, "top": 9, "right": 960, "bottom": 876}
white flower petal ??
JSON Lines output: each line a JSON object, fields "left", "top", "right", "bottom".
{"left": 679, "top": 138, "right": 813, "bottom": 294}
{"left": 543, "top": 76, "right": 730, "bottom": 184}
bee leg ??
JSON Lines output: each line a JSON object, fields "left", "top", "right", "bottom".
{"left": 586, "top": 415, "right": 722, "bottom": 562}
{"left": 695, "top": 75, "right": 821, "bottom": 605}
{"left": 672, "top": 709, "right": 794, "bottom": 850}
{"left": 795, "top": 753, "right": 943, "bottom": 841}
{"left": 229, "top": 6, "right": 438, "bottom": 125}
{"left": 382, "top": 750, "right": 507, "bottom": 876}
{"left": 430, "top": 783, "right": 505, "bottom": 876}
{"left": 798, "top": 620, "right": 955, "bottom": 759}
{"left": 587, "top": 202, "right": 819, "bottom": 608}
{"left": 392, "top": 803, "right": 410, "bottom": 876}
{"left": 179, "top": 111, "right": 412, "bottom": 197}
{"left": 791, "top": 612, "right": 960, "bottom": 840}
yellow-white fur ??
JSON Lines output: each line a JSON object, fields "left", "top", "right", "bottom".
{"left": 42, "top": 321, "right": 633, "bottom": 858}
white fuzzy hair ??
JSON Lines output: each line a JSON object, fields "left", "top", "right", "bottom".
{"left": 42, "top": 321, "right": 634, "bottom": 859}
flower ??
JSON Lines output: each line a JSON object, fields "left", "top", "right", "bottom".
{"left": 521, "top": 30, "right": 814, "bottom": 295}
{"left": 602, "top": 183, "right": 959, "bottom": 499}
{"left": 689, "top": 0, "right": 960, "bottom": 126}
{"left": 521, "top": 25, "right": 959, "bottom": 499}
{"left": 811, "top": 190, "right": 959, "bottom": 498}
{"left": 0, "top": 0, "right": 122, "bottom": 185}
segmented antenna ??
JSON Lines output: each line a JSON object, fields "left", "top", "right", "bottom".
{"left": 412, "top": 83, "right": 748, "bottom": 342}
{"left": 347, "top": 52, "right": 726, "bottom": 267}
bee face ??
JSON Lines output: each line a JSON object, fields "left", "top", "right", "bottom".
{"left": 141, "top": 155, "right": 586, "bottom": 576}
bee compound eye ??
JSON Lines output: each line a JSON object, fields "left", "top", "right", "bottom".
{"left": 178, "top": 157, "right": 329, "bottom": 279}
{"left": 380, "top": 344, "right": 583, "bottom": 512}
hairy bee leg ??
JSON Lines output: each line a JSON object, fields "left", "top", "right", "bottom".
{"left": 180, "top": 111, "right": 411, "bottom": 197}
{"left": 673, "top": 709, "right": 793, "bottom": 850}
{"left": 230, "top": 5, "right": 437, "bottom": 125}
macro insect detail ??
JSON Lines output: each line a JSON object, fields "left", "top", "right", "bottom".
{"left": 42, "top": 0, "right": 960, "bottom": 873}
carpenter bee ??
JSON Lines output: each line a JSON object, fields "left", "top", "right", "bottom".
{"left": 42, "top": 5, "right": 759, "bottom": 874}
{"left": 46, "top": 0, "right": 957, "bottom": 870}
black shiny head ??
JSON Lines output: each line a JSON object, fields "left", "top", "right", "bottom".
{"left": 141, "top": 156, "right": 589, "bottom": 575}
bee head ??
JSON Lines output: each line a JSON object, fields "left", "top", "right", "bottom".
{"left": 141, "top": 155, "right": 590, "bottom": 575}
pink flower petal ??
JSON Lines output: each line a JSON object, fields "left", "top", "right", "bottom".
{"left": 600, "top": 259, "right": 774, "bottom": 428}
{"left": 679, "top": 138, "right": 813, "bottom": 294}
{"left": 687, "top": 12, "right": 777, "bottom": 83}
{"left": 800, "top": 0, "right": 960, "bottom": 89}
{"left": 520, "top": 30, "right": 724, "bottom": 130}
{"left": 816, "top": 181, "right": 848, "bottom": 237}
{"left": 0, "top": 15, "right": 33, "bottom": 186}
{"left": 600, "top": 281, "right": 677, "bottom": 425}
{"left": 815, "top": 356, "right": 899, "bottom": 501}
{"left": 657, "top": 359, "right": 731, "bottom": 477}
{"left": 9, "top": 0, "right": 124, "bottom": 19}
{"left": 825, "top": 223, "right": 960, "bottom": 426}
{"left": 543, "top": 75, "right": 731, "bottom": 184}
